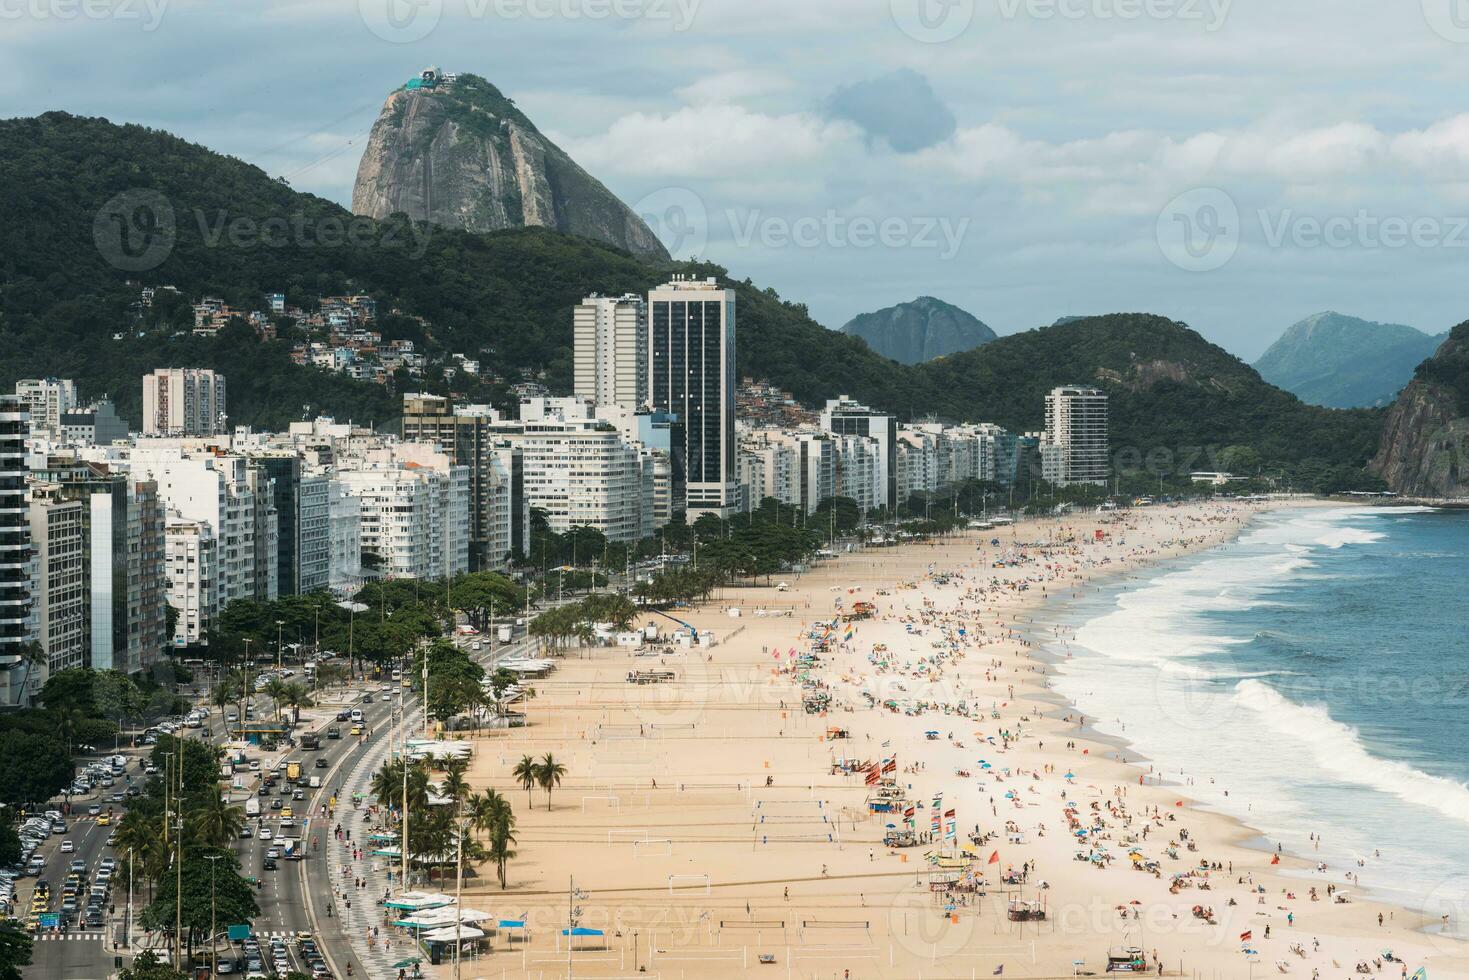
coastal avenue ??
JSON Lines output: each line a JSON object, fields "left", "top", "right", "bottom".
{"left": 20, "top": 624, "right": 527, "bottom": 980}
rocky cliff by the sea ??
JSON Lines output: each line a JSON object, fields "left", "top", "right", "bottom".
{"left": 352, "top": 72, "right": 668, "bottom": 260}
{"left": 1370, "top": 325, "right": 1469, "bottom": 496}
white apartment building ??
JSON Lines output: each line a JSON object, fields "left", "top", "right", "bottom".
{"left": 492, "top": 398, "right": 651, "bottom": 543}
{"left": 574, "top": 294, "right": 647, "bottom": 410}
{"left": 15, "top": 378, "right": 79, "bottom": 436}
{"left": 26, "top": 483, "right": 87, "bottom": 688}
{"left": 127, "top": 447, "right": 277, "bottom": 626}
{"left": 165, "top": 515, "right": 216, "bottom": 645}
{"left": 821, "top": 397, "right": 897, "bottom": 512}
{"left": 335, "top": 445, "right": 470, "bottom": 581}
{"left": 830, "top": 433, "right": 883, "bottom": 515}
{"left": 327, "top": 481, "right": 363, "bottom": 594}
{"left": 142, "top": 368, "right": 227, "bottom": 436}
{"left": 737, "top": 429, "right": 835, "bottom": 516}
{"left": 1044, "top": 386, "right": 1109, "bottom": 486}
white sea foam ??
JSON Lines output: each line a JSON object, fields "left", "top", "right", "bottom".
{"left": 1233, "top": 680, "right": 1469, "bottom": 827}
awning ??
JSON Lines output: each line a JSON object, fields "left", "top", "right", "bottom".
{"left": 384, "top": 891, "right": 455, "bottom": 911}
{"left": 423, "top": 925, "right": 485, "bottom": 942}
{"left": 562, "top": 927, "right": 605, "bottom": 937}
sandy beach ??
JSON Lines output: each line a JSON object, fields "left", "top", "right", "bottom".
{"left": 433, "top": 499, "right": 1469, "bottom": 979}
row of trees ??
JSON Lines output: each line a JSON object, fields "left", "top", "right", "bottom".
{"left": 110, "top": 735, "right": 260, "bottom": 963}
{"left": 527, "top": 593, "right": 639, "bottom": 650}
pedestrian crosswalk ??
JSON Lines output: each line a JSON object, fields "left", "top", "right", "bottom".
{"left": 35, "top": 932, "right": 105, "bottom": 942}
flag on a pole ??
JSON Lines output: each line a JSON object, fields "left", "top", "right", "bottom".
{"left": 988, "top": 850, "right": 999, "bottom": 865}
{"left": 1239, "top": 930, "right": 1252, "bottom": 942}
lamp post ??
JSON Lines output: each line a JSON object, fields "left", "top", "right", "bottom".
{"left": 276, "top": 620, "right": 285, "bottom": 671}
{"left": 205, "top": 853, "right": 222, "bottom": 974}
{"left": 566, "top": 877, "right": 588, "bottom": 980}
{"left": 452, "top": 813, "right": 465, "bottom": 980}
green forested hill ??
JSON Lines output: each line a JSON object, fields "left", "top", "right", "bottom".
{"left": 0, "top": 111, "right": 1384, "bottom": 488}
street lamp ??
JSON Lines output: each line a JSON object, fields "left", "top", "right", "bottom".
{"left": 276, "top": 620, "right": 285, "bottom": 671}
{"left": 205, "top": 854, "right": 223, "bottom": 975}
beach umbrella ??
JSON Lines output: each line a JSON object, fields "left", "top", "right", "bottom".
{"left": 392, "top": 960, "right": 422, "bottom": 968}
{"left": 1064, "top": 772, "right": 1075, "bottom": 780}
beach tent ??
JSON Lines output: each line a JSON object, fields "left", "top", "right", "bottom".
{"left": 385, "top": 891, "right": 455, "bottom": 911}
{"left": 423, "top": 925, "right": 485, "bottom": 942}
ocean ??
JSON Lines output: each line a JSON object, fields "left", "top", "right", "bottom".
{"left": 1042, "top": 505, "right": 1469, "bottom": 925}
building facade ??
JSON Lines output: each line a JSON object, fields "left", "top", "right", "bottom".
{"left": 647, "top": 277, "right": 736, "bottom": 519}
{"left": 821, "top": 396, "right": 897, "bottom": 512}
{"left": 0, "top": 397, "right": 32, "bottom": 705}
{"left": 15, "top": 378, "right": 79, "bottom": 437}
{"left": 142, "top": 368, "right": 227, "bottom": 436}
{"left": 574, "top": 294, "right": 648, "bottom": 410}
{"left": 1043, "top": 386, "right": 1109, "bottom": 486}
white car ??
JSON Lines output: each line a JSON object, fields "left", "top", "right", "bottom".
{"left": 258, "top": 828, "right": 273, "bottom": 841}
{"left": 59, "top": 841, "right": 74, "bottom": 853}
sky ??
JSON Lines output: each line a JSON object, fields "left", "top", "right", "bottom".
{"left": 7, "top": 0, "right": 1469, "bottom": 360}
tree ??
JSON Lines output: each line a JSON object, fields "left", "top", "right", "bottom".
{"left": 0, "top": 731, "right": 72, "bottom": 807}
{"left": 188, "top": 794, "right": 245, "bottom": 849}
{"left": 119, "top": 949, "right": 186, "bottom": 980}
{"left": 512, "top": 755, "right": 538, "bottom": 810}
{"left": 535, "top": 753, "right": 566, "bottom": 810}
{"left": 0, "top": 920, "right": 30, "bottom": 980}
{"left": 140, "top": 847, "right": 259, "bottom": 963}
{"left": 93, "top": 670, "right": 140, "bottom": 733}
{"left": 0, "top": 823, "right": 19, "bottom": 869}
{"left": 813, "top": 496, "right": 861, "bottom": 535}
{"left": 439, "top": 758, "right": 469, "bottom": 806}
{"left": 278, "top": 682, "right": 314, "bottom": 725}
{"left": 466, "top": 789, "right": 517, "bottom": 889}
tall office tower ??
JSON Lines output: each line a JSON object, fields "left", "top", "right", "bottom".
{"left": 574, "top": 294, "right": 648, "bottom": 410}
{"left": 142, "top": 368, "right": 227, "bottom": 436}
{"left": 1043, "top": 385, "right": 1110, "bottom": 486}
{"left": 15, "top": 378, "right": 79, "bottom": 436}
{"left": 0, "top": 397, "right": 31, "bottom": 705}
{"left": 647, "top": 277, "right": 736, "bottom": 519}
{"left": 820, "top": 396, "right": 898, "bottom": 512}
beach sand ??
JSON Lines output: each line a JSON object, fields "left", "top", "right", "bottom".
{"left": 439, "top": 500, "right": 1469, "bottom": 979}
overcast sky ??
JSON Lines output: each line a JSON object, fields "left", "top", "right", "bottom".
{"left": 8, "top": 0, "right": 1469, "bottom": 359}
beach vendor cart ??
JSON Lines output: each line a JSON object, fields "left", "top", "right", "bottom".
{"left": 1105, "top": 947, "right": 1148, "bottom": 973}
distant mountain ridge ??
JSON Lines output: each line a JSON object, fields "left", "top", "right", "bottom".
{"left": 839, "top": 296, "right": 996, "bottom": 364}
{"left": 352, "top": 72, "right": 668, "bottom": 259}
{"left": 1254, "top": 312, "right": 1444, "bottom": 408}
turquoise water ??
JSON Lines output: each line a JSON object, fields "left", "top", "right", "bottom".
{"left": 1045, "top": 506, "right": 1469, "bottom": 923}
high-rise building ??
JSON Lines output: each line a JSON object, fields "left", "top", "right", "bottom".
{"left": 647, "top": 277, "right": 736, "bottom": 519}
{"left": 574, "top": 294, "right": 648, "bottom": 410}
{"left": 15, "top": 378, "right": 79, "bottom": 436}
{"left": 27, "top": 484, "right": 87, "bottom": 686}
{"left": 28, "top": 457, "right": 169, "bottom": 677}
{"left": 1043, "top": 386, "right": 1109, "bottom": 486}
{"left": 142, "top": 368, "right": 227, "bottom": 436}
{"left": 0, "top": 397, "right": 32, "bottom": 705}
{"left": 821, "top": 396, "right": 898, "bottom": 512}
{"left": 164, "top": 515, "right": 216, "bottom": 646}
{"left": 491, "top": 398, "right": 651, "bottom": 544}
{"left": 400, "top": 394, "right": 527, "bottom": 570}
{"left": 250, "top": 453, "right": 331, "bottom": 594}
{"left": 334, "top": 444, "right": 470, "bottom": 581}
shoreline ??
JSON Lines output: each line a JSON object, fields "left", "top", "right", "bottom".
{"left": 446, "top": 498, "right": 1469, "bottom": 978}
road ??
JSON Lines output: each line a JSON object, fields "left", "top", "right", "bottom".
{"left": 19, "top": 621, "right": 538, "bottom": 980}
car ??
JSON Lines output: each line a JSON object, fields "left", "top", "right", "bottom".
{"left": 239, "top": 825, "right": 253, "bottom": 838}
{"left": 59, "top": 841, "right": 74, "bottom": 853}
{"left": 87, "top": 804, "right": 101, "bottom": 816}
{"left": 349, "top": 724, "right": 362, "bottom": 735}
{"left": 106, "top": 831, "right": 118, "bottom": 846}
{"left": 99, "top": 857, "right": 115, "bottom": 871}
{"left": 51, "top": 822, "right": 67, "bottom": 834}
{"left": 261, "top": 857, "right": 277, "bottom": 871}
{"left": 326, "top": 727, "right": 341, "bottom": 739}
{"left": 381, "top": 692, "right": 392, "bottom": 701}
{"left": 335, "top": 710, "right": 351, "bottom": 722}
{"left": 216, "top": 960, "right": 234, "bottom": 975}
{"left": 126, "top": 785, "right": 141, "bottom": 797}
{"left": 360, "top": 693, "right": 372, "bottom": 704}
{"left": 69, "top": 859, "right": 85, "bottom": 872}
{"left": 292, "top": 789, "right": 305, "bottom": 800}
{"left": 107, "top": 792, "right": 126, "bottom": 803}
{"left": 315, "top": 757, "right": 329, "bottom": 768}
{"left": 265, "top": 847, "right": 280, "bottom": 859}
{"left": 280, "top": 806, "right": 292, "bottom": 818}
{"left": 257, "top": 786, "right": 268, "bottom": 797}
{"left": 270, "top": 799, "right": 282, "bottom": 811}
{"left": 248, "top": 760, "right": 261, "bottom": 772}
{"left": 258, "top": 828, "right": 272, "bottom": 841}
{"left": 96, "top": 814, "right": 110, "bottom": 826}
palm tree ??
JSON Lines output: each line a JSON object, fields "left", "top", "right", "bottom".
{"left": 371, "top": 759, "right": 429, "bottom": 819}
{"left": 512, "top": 755, "right": 538, "bottom": 810}
{"left": 262, "top": 678, "right": 290, "bottom": 722}
{"left": 535, "top": 753, "right": 567, "bottom": 810}
{"left": 279, "top": 682, "right": 314, "bottom": 726}
{"left": 188, "top": 794, "right": 245, "bottom": 849}
{"left": 439, "top": 758, "right": 469, "bottom": 806}
{"left": 486, "top": 812, "right": 517, "bottom": 889}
